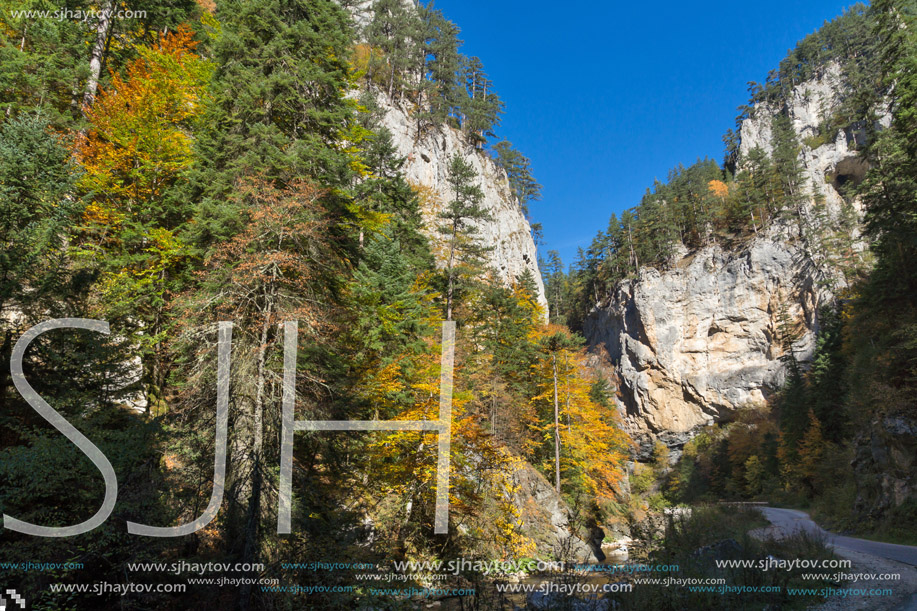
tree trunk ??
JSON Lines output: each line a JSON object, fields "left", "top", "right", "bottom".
{"left": 563, "top": 353, "right": 571, "bottom": 428}
{"left": 83, "top": 0, "right": 114, "bottom": 111}
{"left": 0, "top": 326, "right": 11, "bottom": 413}
{"left": 238, "top": 301, "right": 270, "bottom": 610}
{"left": 490, "top": 325, "right": 498, "bottom": 435}
{"left": 627, "top": 224, "right": 639, "bottom": 272}
{"left": 552, "top": 353, "right": 561, "bottom": 494}
{"left": 445, "top": 222, "right": 457, "bottom": 321}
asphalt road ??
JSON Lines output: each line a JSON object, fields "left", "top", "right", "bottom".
{"left": 761, "top": 506, "right": 917, "bottom": 567}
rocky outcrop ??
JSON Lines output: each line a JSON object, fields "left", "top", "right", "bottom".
{"left": 743, "top": 66, "right": 915, "bottom": 517}
{"left": 853, "top": 415, "right": 917, "bottom": 517}
{"left": 511, "top": 460, "right": 598, "bottom": 562}
{"left": 343, "top": 0, "right": 547, "bottom": 311}
{"left": 585, "top": 234, "right": 828, "bottom": 457}
{"left": 374, "top": 94, "right": 548, "bottom": 313}
{"left": 738, "top": 62, "right": 887, "bottom": 219}
{"left": 584, "top": 65, "right": 881, "bottom": 457}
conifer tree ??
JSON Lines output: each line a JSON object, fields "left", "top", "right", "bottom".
{"left": 0, "top": 115, "right": 82, "bottom": 405}
{"left": 542, "top": 250, "right": 567, "bottom": 324}
{"left": 462, "top": 56, "right": 503, "bottom": 145}
{"left": 492, "top": 140, "right": 542, "bottom": 213}
{"left": 438, "top": 154, "right": 492, "bottom": 320}
{"left": 421, "top": 7, "right": 466, "bottom": 126}
{"left": 188, "top": 0, "right": 356, "bottom": 248}
{"left": 368, "top": 0, "right": 423, "bottom": 101}
{"left": 771, "top": 112, "right": 808, "bottom": 218}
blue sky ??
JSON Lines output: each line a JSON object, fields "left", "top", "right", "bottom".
{"left": 431, "top": 0, "right": 862, "bottom": 268}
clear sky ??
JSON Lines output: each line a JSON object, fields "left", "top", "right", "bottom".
{"left": 430, "top": 0, "right": 863, "bottom": 268}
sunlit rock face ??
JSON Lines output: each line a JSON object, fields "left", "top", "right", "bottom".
{"left": 585, "top": 64, "right": 884, "bottom": 458}
{"left": 374, "top": 92, "right": 548, "bottom": 314}
{"left": 585, "top": 235, "right": 827, "bottom": 457}
{"left": 344, "top": 2, "right": 547, "bottom": 313}
{"left": 738, "top": 61, "right": 887, "bottom": 219}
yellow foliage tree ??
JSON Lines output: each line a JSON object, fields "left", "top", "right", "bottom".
{"left": 528, "top": 325, "right": 631, "bottom": 503}
{"left": 78, "top": 26, "right": 211, "bottom": 219}
{"left": 708, "top": 179, "right": 730, "bottom": 199}
{"left": 74, "top": 26, "right": 212, "bottom": 407}
{"left": 797, "top": 410, "right": 827, "bottom": 491}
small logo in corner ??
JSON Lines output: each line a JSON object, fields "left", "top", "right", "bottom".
{"left": 0, "top": 589, "right": 25, "bottom": 611}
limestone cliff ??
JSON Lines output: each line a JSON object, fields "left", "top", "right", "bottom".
{"left": 373, "top": 93, "right": 548, "bottom": 313}
{"left": 584, "top": 64, "right": 879, "bottom": 457}
{"left": 585, "top": 237, "right": 827, "bottom": 456}
{"left": 345, "top": 1, "right": 547, "bottom": 312}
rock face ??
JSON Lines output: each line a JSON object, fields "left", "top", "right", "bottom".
{"left": 344, "top": 1, "right": 547, "bottom": 311}
{"left": 853, "top": 416, "right": 917, "bottom": 517}
{"left": 585, "top": 234, "right": 827, "bottom": 456}
{"left": 374, "top": 94, "right": 548, "bottom": 313}
{"left": 738, "top": 62, "right": 886, "bottom": 220}
{"left": 511, "top": 459, "right": 599, "bottom": 562}
{"left": 584, "top": 65, "right": 877, "bottom": 457}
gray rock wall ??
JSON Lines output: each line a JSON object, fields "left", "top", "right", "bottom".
{"left": 585, "top": 234, "right": 827, "bottom": 455}
{"left": 584, "top": 65, "right": 879, "bottom": 455}
{"left": 374, "top": 93, "right": 548, "bottom": 314}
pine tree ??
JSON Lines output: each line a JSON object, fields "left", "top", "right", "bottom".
{"left": 367, "top": 0, "right": 423, "bottom": 101}
{"left": 492, "top": 140, "right": 542, "bottom": 213}
{"left": 421, "top": 7, "right": 466, "bottom": 127}
{"left": 771, "top": 112, "right": 808, "bottom": 218}
{"left": 438, "top": 154, "right": 493, "bottom": 320}
{"left": 860, "top": 0, "right": 917, "bottom": 302}
{"left": 542, "top": 250, "right": 567, "bottom": 324}
{"left": 619, "top": 210, "right": 640, "bottom": 274}
{"left": 187, "top": 0, "right": 357, "bottom": 249}
{"left": 176, "top": 178, "right": 342, "bottom": 607}
{"left": 0, "top": 114, "right": 82, "bottom": 406}
{"left": 462, "top": 56, "right": 503, "bottom": 145}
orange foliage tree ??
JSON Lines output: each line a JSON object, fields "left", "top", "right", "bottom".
{"left": 169, "top": 177, "right": 342, "bottom": 569}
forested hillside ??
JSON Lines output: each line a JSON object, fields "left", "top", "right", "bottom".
{"left": 0, "top": 0, "right": 629, "bottom": 608}
{"left": 544, "top": 3, "right": 882, "bottom": 330}
{"left": 552, "top": 0, "right": 917, "bottom": 541}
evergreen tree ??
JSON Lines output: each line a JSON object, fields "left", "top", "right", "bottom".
{"left": 771, "top": 112, "right": 808, "bottom": 218}
{"left": 492, "top": 139, "right": 542, "bottom": 213}
{"left": 438, "top": 154, "right": 492, "bottom": 320}
{"left": 462, "top": 56, "right": 503, "bottom": 145}
{"left": 187, "top": 0, "right": 357, "bottom": 248}
{"left": 0, "top": 115, "right": 83, "bottom": 406}
{"left": 859, "top": 0, "right": 917, "bottom": 305}
{"left": 367, "top": 0, "right": 423, "bottom": 101}
{"left": 542, "top": 250, "right": 567, "bottom": 324}
{"left": 421, "top": 7, "right": 466, "bottom": 127}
